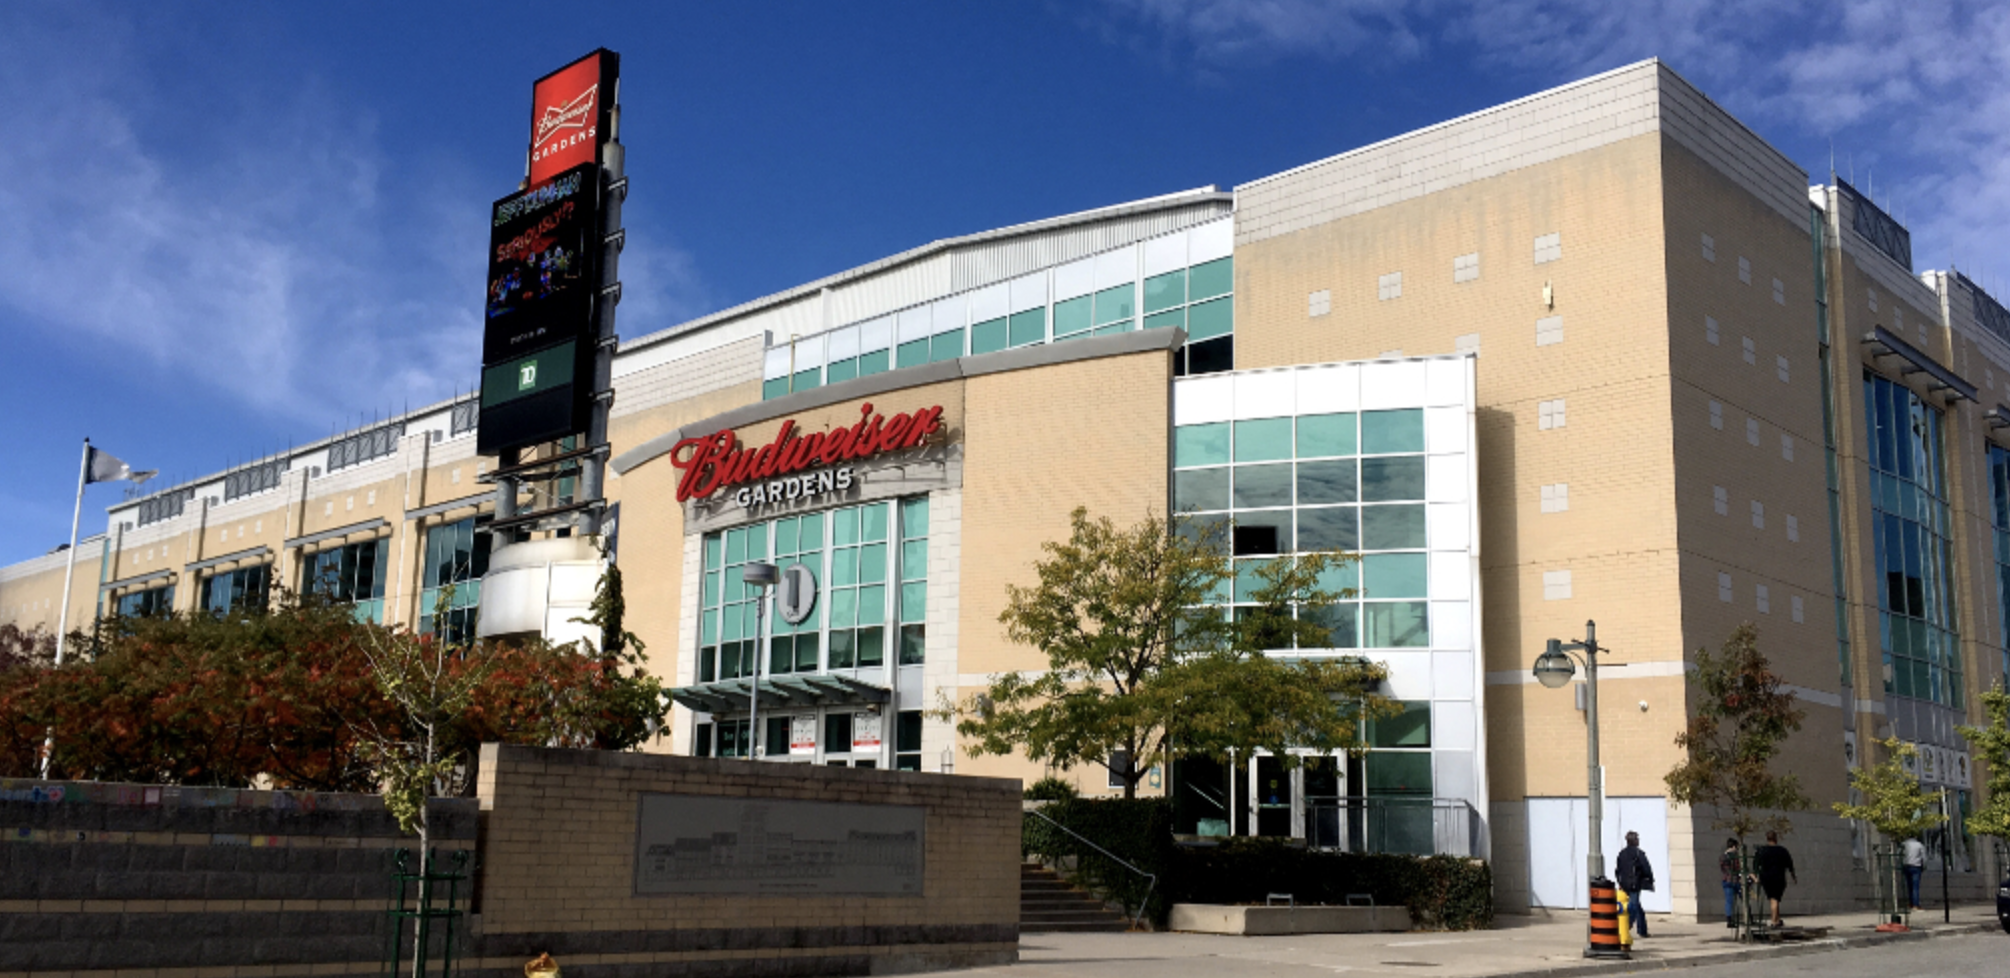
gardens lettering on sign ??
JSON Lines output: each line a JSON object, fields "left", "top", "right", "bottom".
{"left": 669, "top": 402, "right": 945, "bottom": 509}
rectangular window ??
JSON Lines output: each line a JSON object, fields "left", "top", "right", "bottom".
{"left": 1866, "top": 371, "right": 1961, "bottom": 705}
{"left": 199, "top": 564, "right": 271, "bottom": 616}
{"left": 300, "top": 537, "right": 390, "bottom": 623}
{"left": 1144, "top": 269, "right": 1185, "bottom": 313}
{"left": 896, "top": 710, "right": 923, "bottom": 771}
{"left": 1094, "top": 284, "right": 1134, "bottom": 326}
{"left": 930, "top": 328, "right": 964, "bottom": 363}
{"left": 1053, "top": 295, "right": 1092, "bottom": 339}
{"left": 1188, "top": 257, "right": 1231, "bottom": 300}
{"left": 858, "top": 347, "right": 891, "bottom": 377}
{"left": 1008, "top": 308, "right": 1046, "bottom": 347}
{"left": 826, "top": 357, "right": 858, "bottom": 384}
{"left": 970, "top": 317, "right": 1007, "bottom": 355}
{"left": 1185, "top": 297, "right": 1232, "bottom": 341}
{"left": 419, "top": 517, "right": 491, "bottom": 644}
{"left": 895, "top": 338, "right": 930, "bottom": 369}
{"left": 113, "top": 585, "right": 174, "bottom": 617}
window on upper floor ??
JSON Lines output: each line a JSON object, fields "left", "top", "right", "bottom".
{"left": 1865, "top": 371, "right": 1961, "bottom": 705}
{"left": 420, "top": 517, "right": 491, "bottom": 645}
{"left": 300, "top": 538, "right": 390, "bottom": 624}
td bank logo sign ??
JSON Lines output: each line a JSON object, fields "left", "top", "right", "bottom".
{"left": 669, "top": 402, "right": 946, "bottom": 511}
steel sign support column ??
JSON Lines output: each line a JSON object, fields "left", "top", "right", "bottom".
{"left": 577, "top": 93, "right": 623, "bottom": 538}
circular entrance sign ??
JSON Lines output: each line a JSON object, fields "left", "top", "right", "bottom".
{"left": 777, "top": 562, "right": 818, "bottom": 625}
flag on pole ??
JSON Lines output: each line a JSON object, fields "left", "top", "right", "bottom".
{"left": 85, "top": 446, "right": 155, "bottom": 486}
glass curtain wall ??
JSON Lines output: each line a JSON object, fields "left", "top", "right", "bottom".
{"left": 419, "top": 517, "right": 491, "bottom": 644}
{"left": 1989, "top": 443, "right": 2010, "bottom": 681}
{"left": 1863, "top": 372, "right": 1962, "bottom": 705}
{"left": 299, "top": 538, "right": 391, "bottom": 624}
{"left": 1173, "top": 408, "right": 1429, "bottom": 649}
{"left": 199, "top": 564, "right": 270, "bottom": 615}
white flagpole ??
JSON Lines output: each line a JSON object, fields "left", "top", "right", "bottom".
{"left": 45, "top": 438, "right": 89, "bottom": 778}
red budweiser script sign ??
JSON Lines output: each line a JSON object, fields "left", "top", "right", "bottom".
{"left": 670, "top": 403, "right": 945, "bottom": 503}
{"left": 529, "top": 50, "right": 617, "bottom": 185}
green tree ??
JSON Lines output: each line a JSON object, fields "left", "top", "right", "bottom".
{"left": 1957, "top": 683, "right": 2010, "bottom": 841}
{"left": 1833, "top": 737, "right": 1946, "bottom": 841}
{"left": 954, "top": 507, "right": 1391, "bottom": 799}
{"left": 1664, "top": 623, "right": 1810, "bottom": 840}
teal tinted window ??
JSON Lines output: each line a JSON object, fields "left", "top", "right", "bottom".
{"left": 791, "top": 367, "right": 821, "bottom": 393}
{"left": 931, "top": 328, "right": 964, "bottom": 362}
{"left": 857, "top": 585, "right": 886, "bottom": 625}
{"left": 1175, "top": 468, "right": 1230, "bottom": 511}
{"left": 861, "top": 503, "right": 889, "bottom": 541}
{"left": 831, "top": 506, "right": 859, "bottom": 545}
{"left": 1365, "top": 750, "right": 1431, "bottom": 794}
{"left": 703, "top": 535, "right": 722, "bottom": 570}
{"left": 1316, "top": 561, "right": 1359, "bottom": 595}
{"left": 1094, "top": 285, "right": 1134, "bottom": 325}
{"left": 1364, "top": 602, "right": 1429, "bottom": 648}
{"left": 1233, "top": 418, "right": 1292, "bottom": 462}
{"left": 859, "top": 543, "right": 887, "bottom": 583}
{"left": 1175, "top": 423, "right": 1230, "bottom": 468}
{"left": 1145, "top": 308, "right": 1183, "bottom": 331}
{"left": 970, "top": 318, "right": 1007, "bottom": 355}
{"left": 896, "top": 339, "right": 929, "bottom": 368}
{"left": 826, "top": 358, "right": 858, "bottom": 384}
{"left": 1362, "top": 553, "right": 1427, "bottom": 598}
{"left": 901, "top": 496, "right": 929, "bottom": 536}
{"left": 1297, "top": 460, "right": 1357, "bottom": 504}
{"left": 1185, "top": 297, "right": 1232, "bottom": 341}
{"left": 1188, "top": 258, "right": 1232, "bottom": 300}
{"left": 1054, "top": 295, "right": 1091, "bottom": 336}
{"left": 1361, "top": 409, "right": 1425, "bottom": 454}
{"left": 1361, "top": 457, "right": 1426, "bottom": 501}
{"left": 1298, "top": 505, "right": 1357, "bottom": 551}
{"left": 1093, "top": 321, "right": 1132, "bottom": 336}
{"left": 900, "top": 582, "right": 926, "bottom": 622}
{"left": 1371, "top": 702, "right": 1432, "bottom": 748}
{"left": 858, "top": 348, "right": 890, "bottom": 376}
{"left": 763, "top": 377, "right": 788, "bottom": 400}
{"left": 1144, "top": 269, "right": 1185, "bottom": 313}
{"left": 1297, "top": 413, "right": 1356, "bottom": 458}
{"left": 1360, "top": 505, "right": 1426, "bottom": 550}
{"left": 1309, "top": 602, "right": 1359, "bottom": 648}
{"left": 1232, "top": 560, "right": 1268, "bottom": 603}
{"left": 1008, "top": 308, "right": 1046, "bottom": 347}
{"left": 1233, "top": 463, "right": 1293, "bottom": 508}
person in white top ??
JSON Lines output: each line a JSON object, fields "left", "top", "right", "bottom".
{"left": 1901, "top": 836, "right": 1927, "bottom": 912}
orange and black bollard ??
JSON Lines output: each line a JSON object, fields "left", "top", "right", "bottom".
{"left": 1586, "top": 877, "right": 1629, "bottom": 959}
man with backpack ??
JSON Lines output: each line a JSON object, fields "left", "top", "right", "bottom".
{"left": 1615, "top": 830, "right": 1655, "bottom": 939}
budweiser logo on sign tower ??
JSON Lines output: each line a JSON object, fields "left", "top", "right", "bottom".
{"left": 528, "top": 49, "right": 619, "bottom": 185}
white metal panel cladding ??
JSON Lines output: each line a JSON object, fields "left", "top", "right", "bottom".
{"left": 945, "top": 203, "right": 1229, "bottom": 291}
{"left": 824, "top": 253, "right": 957, "bottom": 327}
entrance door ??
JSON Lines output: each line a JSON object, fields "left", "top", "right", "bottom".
{"left": 1253, "top": 756, "right": 1294, "bottom": 837}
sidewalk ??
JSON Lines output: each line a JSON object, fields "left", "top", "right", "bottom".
{"left": 936, "top": 904, "right": 2000, "bottom": 978}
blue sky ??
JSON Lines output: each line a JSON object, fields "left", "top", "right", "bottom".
{"left": 2, "top": 1, "right": 2006, "bottom": 564}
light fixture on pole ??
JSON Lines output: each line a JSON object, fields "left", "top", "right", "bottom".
{"left": 742, "top": 561, "right": 779, "bottom": 761}
{"left": 1534, "top": 620, "right": 1624, "bottom": 960}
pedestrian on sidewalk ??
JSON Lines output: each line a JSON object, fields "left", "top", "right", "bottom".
{"left": 1615, "top": 830, "right": 1654, "bottom": 939}
{"left": 1753, "top": 830, "right": 1797, "bottom": 927}
{"left": 1719, "top": 837, "right": 1742, "bottom": 928}
{"left": 1901, "top": 835, "right": 1927, "bottom": 912}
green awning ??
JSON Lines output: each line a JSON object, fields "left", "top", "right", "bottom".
{"left": 668, "top": 673, "right": 891, "bottom": 715}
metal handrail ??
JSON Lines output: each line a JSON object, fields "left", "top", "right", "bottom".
{"left": 1026, "top": 808, "right": 1157, "bottom": 929}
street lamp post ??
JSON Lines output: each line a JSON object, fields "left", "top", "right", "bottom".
{"left": 743, "top": 562, "right": 779, "bottom": 760}
{"left": 1534, "top": 619, "right": 1620, "bottom": 958}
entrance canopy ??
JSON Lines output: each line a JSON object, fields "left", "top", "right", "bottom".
{"left": 668, "top": 674, "right": 890, "bottom": 715}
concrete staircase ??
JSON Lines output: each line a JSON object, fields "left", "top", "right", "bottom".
{"left": 1020, "top": 862, "right": 1131, "bottom": 933}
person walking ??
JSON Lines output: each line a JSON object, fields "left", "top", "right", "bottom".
{"left": 1901, "top": 835, "right": 1927, "bottom": 912}
{"left": 1753, "top": 830, "right": 1797, "bottom": 927}
{"left": 1615, "top": 830, "right": 1654, "bottom": 939}
{"left": 1719, "top": 837, "right": 1743, "bottom": 928}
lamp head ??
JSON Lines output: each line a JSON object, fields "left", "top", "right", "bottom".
{"left": 1534, "top": 639, "right": 1577, "bottom": 689}
{"left": 743, "top": 562, "right": 779, "bottom": 587}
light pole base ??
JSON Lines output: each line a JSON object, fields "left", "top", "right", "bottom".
{"left": 1586, "top": 876, "right": 1628, "bottom": 959}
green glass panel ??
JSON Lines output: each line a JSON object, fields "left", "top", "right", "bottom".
{"left": 1361, "top": 409, "right": 1425, "bottom": 454}
{"left": 722, "top": 603, "right": 743, "bottom": 641}
{"left": 1055, "top": 328, "right": 1090, "bottom": 342}
{"left": 1365, "top": 751, "right": 1431, "bottom": 794}
{"left": 763, "top": 376, "right": 789, "bottom": 400}
{"left": 1363, "top": 553, "right": 1428, "bottom": 599}
{"left": 858, "top": 348, "right": 890, "bottom": 376}
{"left": 902, "top": 496, "right": 929, "bottom": 537}
{"left": 1092, "top": 321, "right": 1132, "bottom": 336}
{"left": 1309, "top": 602, "right": 1359, "bottom": 648}
{"left": 931, "top": 328, "right": 964, "bottom": 362}
{"left": 1054, "top": 295, "right": 1091, "bottom": 335}
{"left": 791, "top": 367, "right": 821, "bottom": 393}
{"left": 1361, "top": 457, "right": 1426, "bottom": 501}
{"left": 896, "top": 338, "right": 930, "bottom": 368}
{"left": 773, "top": 517, "right": 798, "bottom": 556}
{"left": 1360, "top": 505, "right": 1426, "bottom": 550}
{"left": 1144, "top": 308, "right": 1183, "bottom": 332}
{"left": 1234, "top": 418, "right": 1292, "bottom": 462}
{"left": 831, "top": 589, "right": 857, "bottom": 629}
{"left": 1175, "top": 423, "right": 1230, "bottom": 468}
{"left": 833, "top": 507, "right": 859, "bottom": 545}
{"left": 1299, "top": 505, "right": 1358, "bottom": 552}
{"left": 1297, "top": 413, "right": 1357, "bottom": 458}
{"left": 857, "top": 626, "right": 885, "bottom": 666}
{"left": 1174, "top": 468, "right": 1230, "bottom": 511}
{"left": 901, "top": 582, "right": 927, "bottom": 623}
{"left": 1316, "top": 561, "right": 1359, "bottom": 595}
{"left": 703, "top": 570, "right": 720, "bottom": 608}
{"left": 701, "top": 613, "right": 718, "bottom": 645}
{"left": 862, "top": 503, "right": 889, "bottom": 541}
{"left": 703, "top": 534, "right": 722, "bottom": 570}
{"left": 796, "top": 632, "right": 819, "bottom": 672}
{"left": 832, "top": 547, "right": 858, "bottom": 586}
{"left": 1185, "top": 297, "right": 1232, "bottom": 341}
{"left": 1144, "top": 269, "right": 1186, "bottom": 313}
{"left": 770, "top": 636, "right": 793, "bottom": 674}
{"left": 858, "top": 585, "right": 886, "bottom": 625}
{"left": 1094, "top": 284, "right": 1134, "bottom": 324}
{"left": 1233, "top": 560, "right": 1270, "bottom": 603}
{"left": 899, "top": 624, "right": 926, "bottom": 665}
{"left": 901, "top": 540, "right": 928, "bottom": 580}
{"left": 1364, "top": 601, "right": 1429, "bottom": 648}
{"left": 1009, "top": 308, "right": 1046, "bottom": 346}
{"left": 1189, "top": 257, "right": 1232, "bottom": 300}
{"left": 970, "top": 318, "right": 1008, "bottom": 355}
{"left": 726, "top": 528, "right": 748, "bottom": 564}
{"left": 859, "top": 543, "right": 887, "bottom": 583}
{"left": 747, "top": 523, "right": 767, "bottom": 560}
{"left": 1297, "top": 460, "right": 1357, "bottom": 505}
{"left": 826, "top": 358, "right": 858, "bottom": 384}
{"left": 829, "top": 629, "right": 855, "bottom": 669}
{"left": 799, "top": 512, "right": 823, "bottom": 547}
{"left": 1233, "top": 463, "right": 1293, "bottom": 509}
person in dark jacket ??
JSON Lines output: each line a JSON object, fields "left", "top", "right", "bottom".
{"left": 1719, "top": 838, "right": 1743, "bottom": 927}
{"left": 1753, "top": 830, "right": 1798, "bottom": 926}
{"left": 1615, "top": 830, "right": 1654, "bottom": 938}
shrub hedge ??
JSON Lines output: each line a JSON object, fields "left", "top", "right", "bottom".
{"left": 1025, "top": 799, "right": 1493, "bottom": 931}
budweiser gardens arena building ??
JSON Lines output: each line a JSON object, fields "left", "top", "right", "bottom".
{"left": 6, "top": 60, "right": 2009, "bottom": 917}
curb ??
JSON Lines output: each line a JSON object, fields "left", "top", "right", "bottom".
{"left": 1483, "top": 921, "right": 1998, "bottom": 978}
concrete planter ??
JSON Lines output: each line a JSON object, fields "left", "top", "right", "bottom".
{"left": 1168, "top": 903, "right": 1409, "bottom": 936}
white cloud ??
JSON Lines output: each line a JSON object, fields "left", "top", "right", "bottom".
{"left": 0, "top": 8, "right": 710, "bottom": 428}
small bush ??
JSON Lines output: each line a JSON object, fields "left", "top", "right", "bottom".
{"left": 1024, "top": 775, "right": 1080, "bottom": 801}
{"left": 1167, "top": 837, "right": 1493, "bottom": 930}
{"left": 1023, "top": 797, "right": 1174, "bottom": 919}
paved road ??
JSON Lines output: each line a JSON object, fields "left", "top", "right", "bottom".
{"left": 1675, "top": 932, "right": 2000, "bottom": 977}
